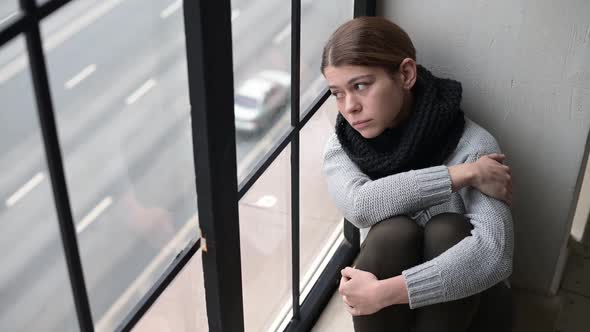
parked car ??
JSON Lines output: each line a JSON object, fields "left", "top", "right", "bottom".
{"left": 234, "top": 70, "right": 290, "bottom": 133}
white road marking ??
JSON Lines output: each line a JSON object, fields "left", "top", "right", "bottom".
{"left": 95, "top": 214, "right": 199, "bottom": 332}
{"left": 231, "top": 8, "right": 241, "bottom": 22}
{"left": 64, "top": 64, "right": 97, "bottom": 89}
{"left": 125, "top": 78, "right": 156, "bottom": 105}
{"left": 0, "top": 11, "right": 18, "bottom": 26}
{"left": 255, "top": 195, "right": 277, "bottom": 208}
{"left": 160, "top": 0, "right": 181, "bottom": 19}
{"left": 0, "top": 0, "right": 125, "bottom": 84}
{"left": 76, "top": 196, "right": 113, "bottom": 234}
{"left": 5, "top": 172, "right": 45, "bottom": 207}
{"left": 272, "top": 23, "right": 291, "bottom": 45}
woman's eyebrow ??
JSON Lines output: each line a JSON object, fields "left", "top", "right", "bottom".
{"left": 347, "top": 74, "right": 374, "bottom": 85}
{"left": 328, "top": 74, "right": 374, "bottom": 89}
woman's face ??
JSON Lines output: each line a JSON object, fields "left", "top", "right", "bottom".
{"left": 323, "top": 62, "right": 415, "bottom": 138}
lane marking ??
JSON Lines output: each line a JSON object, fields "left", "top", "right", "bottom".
{"left": 5, "top": 172, "right": 45, "bottom": 207}
{"left": 64, "top": 64, "right": 97, "bottom": 89}
{"left": 76, "top": 196, "right": 113, "bottom": 234}
{"left": 0, "top": 0, "right": 125, "bottom": 84}
{"left": 125, "top": 78, "right": 156, "bottom": 105}
{"left": 272, "top": 23, "right": 291, "bottom": 45}
{"left": 231, "top": 8, "right": 241, "bottom": 22}
{"left": 160, "top": 0, "right": 181, "bottom": 19}
{"left": 0, "top": 11, "right": 18, "bottom": 26}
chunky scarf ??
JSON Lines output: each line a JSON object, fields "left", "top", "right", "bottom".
{"left": 335, "top": 65, "right": 465, "bottom": 180}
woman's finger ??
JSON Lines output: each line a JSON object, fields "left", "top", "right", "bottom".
{"left": 487, "top": 153, "right": 506, "bottom": 162}
{"left": 338, "top": 276, "right": 349, "bottom": 294}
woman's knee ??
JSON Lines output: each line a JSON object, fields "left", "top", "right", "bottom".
{"left": 355, "top": 216, "right": 422, "bottom": 279}
{"left": 424, "top": 213, "right": 472, "bottom": 260}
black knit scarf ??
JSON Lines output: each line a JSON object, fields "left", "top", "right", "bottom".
{"left": 335, "top": 65, "right": 465, "bottom": 180}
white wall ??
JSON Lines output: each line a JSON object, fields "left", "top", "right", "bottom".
{"left": 378, "top": 0, "right": 590, "bottom": 293}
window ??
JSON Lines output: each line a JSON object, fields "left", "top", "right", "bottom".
{"left": 232, "top": 0, "right": 292, "bottom": 183}
{"left": 239, "top": 146, "right": 292, "bottom": 331}
{"left": 0, "top": 37, "right": 78, "bottom": 332}
{"left": 300, "top": 1, "right": 353, "bottom": 114}
{"left": 40, "top": 1, "right": 200, "bottom": 330}
{"left": 0, "top": 1, "right": 370, "bottom": 330}
{"left": 299, "top": 98, "right": 344, "bottom": 297}
{"left": 0, "top": 2, "right": 18, "bottom": 27}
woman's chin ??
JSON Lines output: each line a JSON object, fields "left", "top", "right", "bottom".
{"left": 357, "top": 127, "right": 383, "bottom": 139}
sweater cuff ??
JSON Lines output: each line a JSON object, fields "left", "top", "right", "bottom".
{"left": 402, "top": 261, "right": 445, "bottom": 309}
{"left": 414, "top": 166, "right": 452, "bottom": 207}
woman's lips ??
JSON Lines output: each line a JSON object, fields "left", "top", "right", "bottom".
{"left": 352, "top": 119, "right": 371, "bottom": 129}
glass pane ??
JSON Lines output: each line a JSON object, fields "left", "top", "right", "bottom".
{"left": 1, "top": 1, "right": 102, "bottom": 76}
{"left": 0, "top": 2, "right": 18, "bottom": 27}
{"left": 40, "top": 1, "right": 200, "bottom": 330}
{"left": 300, "top": 98, "right": 344, "bottom": 296}
{"left": 0, "top": 37, "right": 78, "bottom": 332}
{"left": 239, "top": 146, "right": 291, "bottom": 331}
{"left": 300, "top": 0, "right": 353, "bottom": 113}
{"left": 131, "top": 251, "right": 208, "bottom": 332}
{"left": 232, "top": 0, "right": 292, "bottom": 183}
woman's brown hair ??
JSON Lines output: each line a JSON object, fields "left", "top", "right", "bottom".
{"left": 321, "top": 16, "right": 416, "bottom": 77}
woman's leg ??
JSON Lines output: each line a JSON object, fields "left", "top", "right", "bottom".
{"left": 352, "top": 216, "right": 423, "bottom": 332}
{"left": 414, "top": 213, "right": 481, "bottom": 332}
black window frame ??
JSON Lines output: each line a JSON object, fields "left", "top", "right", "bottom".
{"left": 0, "top": 0, "right": 375, "bottom": 331}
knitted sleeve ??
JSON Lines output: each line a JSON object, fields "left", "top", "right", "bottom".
{"left": 401, "top": 136, "right": 514, "bottom": 309}
{"left": 323, "top": 134, "right": 453, "bottom": 228}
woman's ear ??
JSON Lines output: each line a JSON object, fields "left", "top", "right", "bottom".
{"left": 399, "top": 58, "right": 417, "bottom": 90}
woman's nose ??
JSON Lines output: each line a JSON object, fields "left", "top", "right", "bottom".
{"left": 343, "top": 94, "right": 361, "bottom": 114}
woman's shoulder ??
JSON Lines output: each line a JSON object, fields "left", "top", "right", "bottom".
{"left": 324, "top": 132, "right": 343, "bottom": 154}
{"left": 323, "top": 133, "right": 344, "bottom": 162}
{"left": 458, "top": 116, "right": 502, "bottom": 155}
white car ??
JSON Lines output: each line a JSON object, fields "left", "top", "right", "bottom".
{"left": 234, "top": 70, "right": 290, "bottom": 133}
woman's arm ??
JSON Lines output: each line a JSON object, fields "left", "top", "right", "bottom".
{"left": 400, "top": 149, "right": 514, "bottom": 309}
{"left": 323, "top": 134, "right": 510, "bottom": 228}
{"left": 339, "top": 150, "right": 513, "bottom": 313}
{"left": 323, "top": 134, "right": 452, "bottom": 228}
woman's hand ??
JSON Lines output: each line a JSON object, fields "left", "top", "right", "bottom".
{"left": 472, "top": 153, "right": 512, "bottom": 205}
{"left": 339, "top": 267, "right": 384, "bottom": 316}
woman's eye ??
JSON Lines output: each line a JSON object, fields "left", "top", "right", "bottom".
{"left": 354, "top": 83, "right": 368, "bottom": 91}
{"left": 331, "top": 91, "right": 344, "bottom": 99}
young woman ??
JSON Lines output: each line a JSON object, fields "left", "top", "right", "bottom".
{"left": 322, "top": 17, "right": 514, "bottom": 331}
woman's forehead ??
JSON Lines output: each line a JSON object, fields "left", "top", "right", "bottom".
{"left": 324, "top": 65, "right": 383, "bottom": 85}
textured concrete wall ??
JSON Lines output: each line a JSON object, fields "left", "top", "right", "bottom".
{"left": 378, "top": 0, "right": 590, "bottom": 293}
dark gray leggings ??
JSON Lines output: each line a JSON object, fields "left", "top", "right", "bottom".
{"left": 352, "top": 213, "right": 480, "bottom": 332}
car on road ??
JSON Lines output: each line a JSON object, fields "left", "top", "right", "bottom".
{"left": 234, "top": 70, "right": 290, "bottom": 133}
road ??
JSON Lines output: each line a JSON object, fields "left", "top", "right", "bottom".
{"left": 0, "top": 0, "right": 350, "bottom": 331}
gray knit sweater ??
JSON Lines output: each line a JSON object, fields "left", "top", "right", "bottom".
{"left": 323, "top": 117, "right": 514, "bottom": 309}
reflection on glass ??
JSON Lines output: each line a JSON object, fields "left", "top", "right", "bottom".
{"left": 239, "top": 146, "right": 291, "bottom": 332}
{"left": 131, "top": 252, "right": 208, "bottom": 332}
{"left": 299, "top": 98, "right": 344, "bottom": 296}
{"left": 38, "top": 0, "right": 199, "bottom": 330}
{"left": 300, "top": 0, "right": 353, "bottom": 113}
{"left": 0, "top": 3, "right": 18, "bottom": 27}
{"left": 232, "top": 0, "right": 292, "bottom": 183}
{"left": 0, "top": 37, "right": 78, "bottom": 332}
